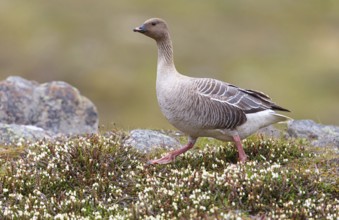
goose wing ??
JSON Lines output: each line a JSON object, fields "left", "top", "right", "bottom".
{"left": 192, "top": 78, "right": 288, "bottom": 129}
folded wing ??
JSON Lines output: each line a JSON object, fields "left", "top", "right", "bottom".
{"left": 192, "top": 78, "right": 289, "bottom": 129}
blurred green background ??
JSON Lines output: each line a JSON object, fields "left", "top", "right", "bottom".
{"left": 1, "top": 0, "right": 338, "bottom": 129}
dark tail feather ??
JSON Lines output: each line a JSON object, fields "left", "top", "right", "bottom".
{"left": 272, "top": 104, "right": 290, "bottom": 112}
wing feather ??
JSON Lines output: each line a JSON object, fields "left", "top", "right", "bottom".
{"left": 191, "top": 78, "right": 289, "bottom": 129}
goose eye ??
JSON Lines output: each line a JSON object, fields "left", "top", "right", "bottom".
{"left": 151, "top": 22, "right": 156, "bottom": 26}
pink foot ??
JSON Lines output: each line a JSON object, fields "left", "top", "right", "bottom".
{"left": 232, "top": 134, "right": 248, "bottom": 163}
{"left": 147, "top": 137, "right": 196, "bottom": 165}
{"left": 148, "top": 153, "right": 175, "bottom": 165}
{"left": 238, "top": 153, "right": 247, "bottom": 163}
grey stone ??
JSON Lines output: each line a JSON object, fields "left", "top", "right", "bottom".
{"left": 287, "top": 120, "right": 339, "bottom": 149}
{"left": 257, "top": 124, "right": 287, "bottom": 139}
{"left": 258, "top": 120, "right": 339, "bottom": 150}
{"left": 0, "top": 76, "right": 38, "bottom": 124}
{"left": 124, "top": 129, "right": 181, "bottom": 153}
{"left": 0, "top": 76, "right": 99, "bottom": 144}
{"left": 0, "top": 123, "right": 52, "bottom": 145}
{"left": 31, "top": 80, "right": 98, "bottom": 134}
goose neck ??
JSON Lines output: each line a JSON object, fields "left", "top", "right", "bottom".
{"left": 156, "top": 37, "right": 176, "bottom": 71}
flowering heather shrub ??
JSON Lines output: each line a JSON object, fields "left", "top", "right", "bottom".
{"left": 0, "top": 132, "right": 338, "bottom": 219}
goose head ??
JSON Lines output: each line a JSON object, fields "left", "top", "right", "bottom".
{"left": 133, "top": 18, "right": 170, "bottom": 41}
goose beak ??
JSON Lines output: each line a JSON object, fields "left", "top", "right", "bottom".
{"left": 133, "top": 24, "right": 146, "bottom": 33}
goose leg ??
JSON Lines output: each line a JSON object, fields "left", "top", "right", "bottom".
{"left": 232, "top": 134, "right": 247, "bottom": 162}
{"left": 148, "top": 137, "right": 197, "bottom": 165}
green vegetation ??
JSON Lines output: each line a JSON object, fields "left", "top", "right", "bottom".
{"left": 1, "top": 131, "right": 338, "bottom": 219}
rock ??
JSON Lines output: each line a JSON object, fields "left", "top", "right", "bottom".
{"left": 124, "top": 129, "right": 181, "bottom": 153}
{"left": 258, "top": 120, "right": 339, "bottom": 150}
{"left": 287, "top": 120, "right": 339, "bottom": 149}
{"left": 32, "top": 80, "right": 98, "bottom": 134}
{"left": 0, "top": 76, "right": 98, "bottom": 144}
{"left": 0, "top": 76, "right": 37, "bottom": 124}
{"left": 0, "top": 123, "right": 52, "bottom": 145}
{"left": 257, "top": 124, "right": 287, "bottom": 139}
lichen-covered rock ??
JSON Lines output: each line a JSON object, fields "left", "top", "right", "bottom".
{"left": 124, "top": 129, "right": 181, "bottom": 153}
{"left": 0, "top": 76, "right": 98, "bottom": 144}
{"left": 0, "top": 123, "right": 53, "bottom": 145}
{"left": 0, "top": 76, "right": 37, "bottom": 124}
{"left": 257, "top": 124, "right": 288, "bottom": 139}
{"left": 32, "top": 80, "right": 98, "bottom": 134}
{"left": 287, "top": 120, "right": 339, "bottom": 149}
{"left": 258, "top": 120, "right": 339, "bottom": 150}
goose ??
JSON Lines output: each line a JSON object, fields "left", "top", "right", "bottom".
{"left": 133, "top": 18, "right": 290, "bottom": 164}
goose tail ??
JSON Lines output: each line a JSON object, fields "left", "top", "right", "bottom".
{"left": 273, "top": 112, "right": 292, "bottom": 124}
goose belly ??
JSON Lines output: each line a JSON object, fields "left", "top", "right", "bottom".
{"left": 160, "top": 105, "right": 288, "bottom": 141}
